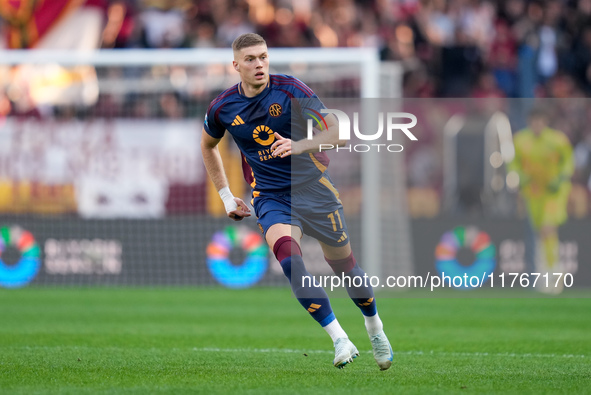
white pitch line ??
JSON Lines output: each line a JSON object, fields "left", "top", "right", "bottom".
{"left": 9, "top": 345, "right": 586, "bottom": 359}
{"left": 193, "top": 347, "right": 586, "bottom": 359}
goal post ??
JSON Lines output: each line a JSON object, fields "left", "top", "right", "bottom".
{"left": 0, "top": 48, "right": 407, "bottom": 287}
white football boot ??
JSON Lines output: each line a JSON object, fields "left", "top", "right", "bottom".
{"left": 333, "top": 337, "right": 359, "bottom": 368}
{"left": 370, "top": 331, "right": 393, "bottom": 370}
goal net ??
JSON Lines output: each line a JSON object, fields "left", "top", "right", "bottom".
{"left": 0, "top": 48, "right": 408, "bottom": 288}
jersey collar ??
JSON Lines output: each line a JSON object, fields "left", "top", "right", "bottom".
{"left": 238, "top": 80, "right": 270, "bottom": 99}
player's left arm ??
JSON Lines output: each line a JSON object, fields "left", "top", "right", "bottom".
{"left": 557, "top": 133, "right": 575, "bottom": 179}
{"left": 270, "top": 114, "right": 343, "bottom": 158}
{"left": 548, "top": 133, "right": 575, "bottom": 193}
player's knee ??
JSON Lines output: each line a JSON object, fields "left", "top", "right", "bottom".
{"left": 273, "top": 236, "right": 302, "bottom": 263}
{"left": 325, "top": 252, "right": 356, "bottom": 275}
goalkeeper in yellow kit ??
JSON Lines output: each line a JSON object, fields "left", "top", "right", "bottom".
{"left": 509, "top": 107, "right": 574, "bottom": 293}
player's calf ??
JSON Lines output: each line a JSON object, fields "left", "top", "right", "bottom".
{"left": 274, "top": 236, "right": 340, "bottom": 330}
{"left": 325, "top": 253, "right": 377, "bottom": 316}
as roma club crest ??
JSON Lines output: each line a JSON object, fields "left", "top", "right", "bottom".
{"left": 269, "top": 103, "right": 282, "bottom": 117}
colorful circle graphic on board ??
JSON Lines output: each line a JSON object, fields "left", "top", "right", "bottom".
{"left": 206, "top": 226, "right": 268, "bottom": 288}
{"left": 0, "top": 226, "right": 41, "bottom": 288}
{"left": 435, "top": 226, "right": 496, "bottom": 289}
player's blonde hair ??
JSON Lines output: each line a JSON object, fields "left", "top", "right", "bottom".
{"left": 232, "top": 33, "right": 267, "bottom": 52}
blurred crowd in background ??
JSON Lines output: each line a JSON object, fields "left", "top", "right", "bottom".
{"left": 3, "top": 0, "right": 591, "bottom": 98}
{"left": 1, "top": 0, "right": 591, "bottom": 97}
{"left": 2, "top": 0, "right": 591, "bottom": 218}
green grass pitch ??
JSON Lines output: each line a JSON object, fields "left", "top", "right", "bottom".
{"left": 1, "top": 287, "right": 590, "bottom": 394}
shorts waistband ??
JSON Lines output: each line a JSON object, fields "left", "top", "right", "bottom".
{"left": 252, "top": 173, "right": 325, "bottom": 196}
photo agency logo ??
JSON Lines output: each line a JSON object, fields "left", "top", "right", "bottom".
{"left": 304, "top": 108, "right": 418, "bottom": 152}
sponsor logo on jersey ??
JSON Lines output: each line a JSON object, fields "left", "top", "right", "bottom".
{"left": 254, "top": 125, "right": 277, "bottom": 161}
{"left": 253, "top": 125, "right": 275, "bottom": 146}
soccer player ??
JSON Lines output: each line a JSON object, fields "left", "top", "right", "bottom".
{"left": 200, "top": 33, "right": 393, "bottom": 370}
{"left": 509, "top": 107, "right": 574, "bottom": 293}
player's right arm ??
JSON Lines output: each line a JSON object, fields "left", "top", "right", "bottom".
{"left": 547, "top": 131, "right": 574, "bottom": 194}
{"left": 508, "top": 132, "right": 530, "bottom": 188}
{"left": 556, "top": 132, "right": 574, "bottom": 180}
{"left": 271, "top": 113, "right": 343, "bottom": 157}
{"left": 201, "top": 130, "right": 251, "bottom": 221}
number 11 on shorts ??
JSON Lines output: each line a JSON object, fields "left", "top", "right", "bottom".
{"left": 327, "top": 210, "right": 343, "bottom": 232}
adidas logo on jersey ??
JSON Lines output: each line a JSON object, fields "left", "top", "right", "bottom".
{"left": 337, "top": 231, "right": 348, "bottom": 243}
{"left": 231, "top": 115, "right": 245, "bottom": 126}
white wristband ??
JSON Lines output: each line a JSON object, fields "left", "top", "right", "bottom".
{"left": 218, "top": 186, "right": 238, "bottom": 213}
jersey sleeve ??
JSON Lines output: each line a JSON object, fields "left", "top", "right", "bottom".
{"left": 283, "top": 77, "right": 327, "bottom": 132}
{"left": 203, "top": 104, "right": 225, "bottom": 139}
